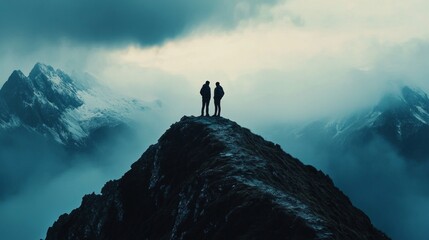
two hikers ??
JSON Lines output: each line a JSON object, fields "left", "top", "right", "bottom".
{"left": 200, "top": 81, "right": 224, "bottom": 117}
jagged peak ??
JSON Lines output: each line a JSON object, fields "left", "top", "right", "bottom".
{"left": 0, "top": 70, "right": 32, "bottom": 93}
{"left": 4, "top": 70, "right": 28, "bottom": 85}
{"left": 28, "top": 62, "right": 73, "bottom": 87}
{"left": 401, "top": 85, "right": 429, "bottom": 103}
{"left": 401, "top": 85, "right": 422, "bottom": 95}
{"left": 30, "top": 62, "right": 56, "bottom": 76}
{"left": 387, "top": 84, "right": 427, "bottom": 100}
{"left": 374, "top": 85, "right": 428, "bottom": 110}
{"left": 10, "top": 69, "right": 26, "bottom": 79}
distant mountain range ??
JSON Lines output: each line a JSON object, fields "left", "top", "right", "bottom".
{"left": 292, "top": 86, "right": 429, "bottom": 162}
{"left": 0, "top": 63, "right": 146, "bottom": 150}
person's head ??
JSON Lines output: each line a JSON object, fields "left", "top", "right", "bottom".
{"left": 205, "top": 80, "right": 210, "bottom": 85}
{"left": 216, "top": 82, "right": 220, "bottom": 86}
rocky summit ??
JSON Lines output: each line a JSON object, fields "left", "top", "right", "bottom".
{"left": 46, "top": 116, "right": 389, "bottom": 240}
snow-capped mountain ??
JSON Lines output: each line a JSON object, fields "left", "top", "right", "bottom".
{"left": 46, "top": 116, "right": 389, "bottom": 240}
{"left": 297, "top": 86, "right": 429, "bottom": 161}
{"left": 0, "top": 63, "right": 146, "bottom": 149}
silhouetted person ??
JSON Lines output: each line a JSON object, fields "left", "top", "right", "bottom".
{"left": 214, "top": 82, "right": 224, "bottom": 117}
{"left": 200, "top": 81, "right": 211, "bottom": 116}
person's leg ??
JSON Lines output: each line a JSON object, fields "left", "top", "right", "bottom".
{"left": 214, "top": 99, "right": 220, "bottom": 116}
{"left": 218, "top": 101, "right": 221, "bottom": 116}
{"left": 201, "top": 99, "right": 205, "bottom": 116}
{"left": 205, "top": 99, "right": 210, "bottom": 116}
{"left": 214, "top": 101, "right": 218, "bottom": 116}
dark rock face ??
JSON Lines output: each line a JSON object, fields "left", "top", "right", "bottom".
{"left": 46, "top": 116, "right": 389, "bottom": 240}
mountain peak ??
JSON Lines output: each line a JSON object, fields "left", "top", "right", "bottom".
{"left": 46, "top": 116, "right": 389, "bottom": 240}
{"left": 0, "top": 63, "right": 147, "bottom": 148}
{"left": 10, "top": 69, "right": 27, "bottom": 79}
{"left": 400, "top": 86, "right": 429, "bottom": 106}
{"left": 30, "top": 62, "right": 55, "bottom": 76}
{"left": 374, "top": 85, "right": 429, "bottom": 120}
{"left": 28, "top": 62, "right": 69, "bottom": 87}
{"left": 0, "top": 69, "right": 33, "bottom": 98}
{"left": 298, "top": 85, "right": 429, "bottom": 162}
{"left": 3, "top": 70, "right": 29, "bottom": 86}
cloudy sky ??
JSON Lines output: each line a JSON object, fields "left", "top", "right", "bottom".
{"left": 1, "top": 0, "right": 429, "bottom": 239}
{"left": 2, "top": 0, "right": 429, "bottom": 123}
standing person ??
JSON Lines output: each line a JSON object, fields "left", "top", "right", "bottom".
{"left": 214, "top": 82, "right": 224, "bottom": 117}
{"left": 200, "top": 81, "right": 211, "bottom": 116}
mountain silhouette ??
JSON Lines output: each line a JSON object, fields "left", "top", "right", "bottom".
{"left": 46, "top": 116, "right": 389, "bottom": 240}
{"left": 294, "top": 86, "right": 429, "bottom": 162}
{"left": 0, "top": 63, "right": 148, "bottom": 199}
{"left": 0, "top": 63, "right": 146, "bottom": 149}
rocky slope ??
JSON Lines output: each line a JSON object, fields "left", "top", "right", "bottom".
{"left": 46, "top": 116, "right": 389, "bottom": 240}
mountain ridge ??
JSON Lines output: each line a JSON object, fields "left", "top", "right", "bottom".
{"left": 46, "top": 116, "right": 389, "bottom": 240}
{"left": 292, "top": 85, "right": 429, "bottom": 161}
{"left": 0, "top": 63, "right": 146, "bottom": 149}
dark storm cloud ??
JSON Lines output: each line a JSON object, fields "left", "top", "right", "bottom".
{"left": 0, "top": 0, "right": 278, "bottom": 47}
